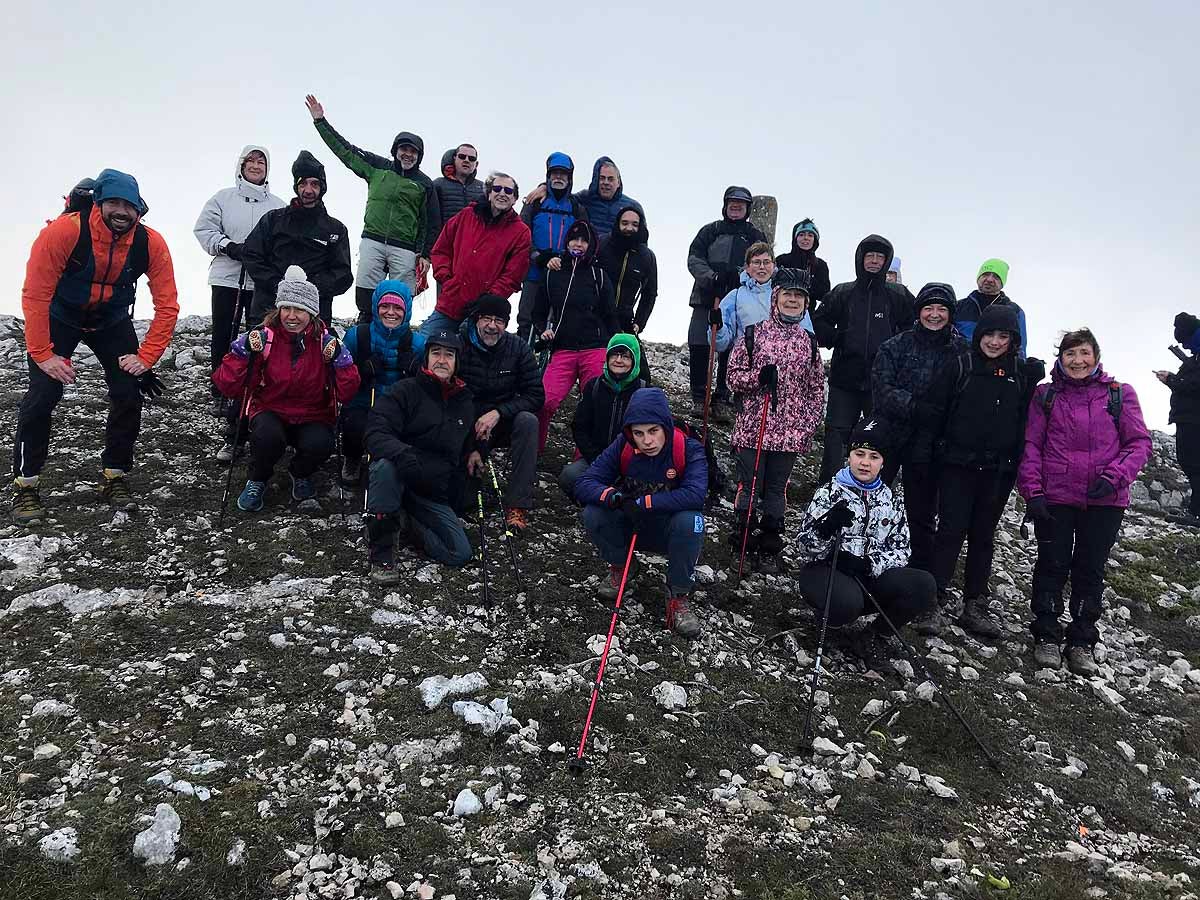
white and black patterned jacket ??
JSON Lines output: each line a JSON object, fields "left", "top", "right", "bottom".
{"left": 792, "top": 478, "right": 911, "bottom": 578}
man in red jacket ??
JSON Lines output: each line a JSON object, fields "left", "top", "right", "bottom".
{"left": 420, "top": 172, "right": 531, "bottom": 337}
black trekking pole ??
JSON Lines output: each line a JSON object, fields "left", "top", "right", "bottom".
{"left": 229, "top": 265, "right": 247, "bottom": 345}
{"left": 484, "top": 457, "right": 524, "bottom": 592}
{"left": 325, "top": 344, "right": 348, "bottom": 512}
{"left": 858, "top": 578, "right": 1004, "bottom": 772}
{"left": 218, "top": 363, "right": 257, "bottom": 526}
{"left": 569, "top": 530, "right": 638, "bottom": 776}
{"left": 475, "top": 474, "right": 493, "bottom": 610}
{"left": 801, "top": 537, "right": 841, "bottom": 743}
{"left": 360, "top": 387, "right": 375, "bottom": 519}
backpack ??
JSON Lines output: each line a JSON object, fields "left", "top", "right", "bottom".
{"left": 1043, "top": 381, "right": 1122, "bottom": 424}
{"left": 60, "top": 194, "right": 150, "bottom": 320}
{"left": 617, "top": 418, "right": 725, "bottom": 505}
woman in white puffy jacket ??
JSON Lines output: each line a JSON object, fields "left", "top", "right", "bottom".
{"left": 194, "top": 145, "right": 286, "bottom": 411}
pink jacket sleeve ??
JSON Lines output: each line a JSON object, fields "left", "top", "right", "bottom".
{"left": 1101, "top": 384, "right": 1152, "bottom": 491}
{"left": 1017, "top": 385, "right": 1049, "bottom": 500}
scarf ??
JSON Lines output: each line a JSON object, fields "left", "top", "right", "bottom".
{"left": 835, "top": 466, "right": 883, "bottom": 493}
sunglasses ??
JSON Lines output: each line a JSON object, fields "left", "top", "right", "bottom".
{"left": 456, "top": 153, "right": 477, "bottom": 162}
{"left": 490, "top": 185, "right": 515, "bottom": 195}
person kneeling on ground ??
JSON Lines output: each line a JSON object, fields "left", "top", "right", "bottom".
{"left": 1017, "top": 328, "right": 1151, "bottom": 676}
{"left": 339, "top": 280, "right": 423, "bottom": 484}
{"left": 364, "top": 330, "right": 475, "bottom": 581}
{"left": 574, "top": 387, "right": 709, "bottom": 639}
{"left": 213, "top": 265, "right": 360, "bottom": 512}
{"left": 791, "top": 420, "right": 937, "bottom": 670}
{"left": 559, "top": 333, "right": 647, "bottom": 499}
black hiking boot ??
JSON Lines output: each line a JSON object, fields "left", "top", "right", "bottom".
{"left": 958, "top": 596, "right": 1003, "bottom": 639}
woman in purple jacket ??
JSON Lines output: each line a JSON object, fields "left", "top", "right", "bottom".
{"left": 1017, "top": 328, "right": 1151, "bottom": 676}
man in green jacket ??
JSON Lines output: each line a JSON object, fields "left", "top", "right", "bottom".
{"left": 305, "top": 95, "right": 439, "bottom": 324}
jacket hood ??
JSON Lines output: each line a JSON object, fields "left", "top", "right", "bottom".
{"left": 371, "top": 279, "right": 414, "bottom": 330}
{"left": 588, "top": 155, "right": 623, "bottom": 195}
{"left": 621, "top": 386, "right": 673, "bottom": 435}
{"left": 440, "top": 148, "right": 456, "bottom": 177}
{"left": 545, "top": 151, "right": 575, "bottom": 196}
{"left": 972, "top": 302, "right": 1021, "bottom": 357}
{"left": 605, "top": 332, "right": 642, "bottom": 388}
{"left": 564, "top": 219, "right": 599, "bottom": 266}
{"left": 604, "top": 204, "right": 648, "bottom": 248}
{"left": 93, "top": 168, "right": 148, "bottom": 216}
{"left": 236, "top": 145, "right": 271, "bottom": 189}
{"left": 914, "top": 282, "right": 957, "bottom": 322}
{"left": 722, "top": 185, "right": 753, "bottom": 221}
{"left": 390, "top": 131, "right": 425, "bottom": 167}
{"left": 791, "top": 218, "right": 820, "bottom": 252}
{"left": 854, "top": 234, "right": 894, "bottom": 282}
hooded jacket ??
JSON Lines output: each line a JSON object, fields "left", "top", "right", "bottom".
{"left": 686, "top": 195, "right": 767, "bottom": 310}
{"left": 343, "top": 280, "right": 421, "bottom": 410}
{"left": 194, "top": 145, "right": 287, "bottom": 289}
{"left": 432, "top": 148, "right": 485, "bottom": 235}
{"left": 1164, "top": 334, "right": 1200, "bottom": 425}
{"left": 520, "top": 152, "right": 588, "bottom": 283}
{"left": 726, "top": 300, "right": 825, "bottom": 454}
{"left": 430, "top": 200, "right": 532, "bottom": 321}
{"left": 774, "top": 221, "right": 832, "bottom": 305}
{"left": 596, "top": 205, "right": 658, "bottom": 333}
{"left": 870, "top": 283, "right": 969, "bottom": 460}
{"left": 212, "top": 318, "right": 360, "bottom": 425}
{"left": 242, "top": 198, "right": 353, "bottom": 314}
{"left": 1017, "top": 363, "right": 1152, "bottom": 509}
{"left": 574, "top": 387, "right": 708, "bottom": 514}
{"left": 813, "top": 234, "right": 915, "bottom": 392}
{"left": 572, "top": 334, "right": 648, "bottom": 462}
{"left": 572, "top": 156, "right": 644, "bottom": 241}
{"left": 715, "top": 270, "right": 814, "bottom": 353}
{"left": 456, "top": 318, "right": 545, "bottom": 423}
{"left": 532, "top": 221, "right": 618, "bottom": 352}
{"left": 956, "top": 289, "right": 1027, "bottom": 357}
{"left": 792, "top": 477, "right": 911, "bottom": 578}
{"left": 313, "top": 119, "right": 439, "bottom": 256}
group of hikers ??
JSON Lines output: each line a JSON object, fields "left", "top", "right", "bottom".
{"left": 11, "top": 102, "right": 1200, "bottom": 681}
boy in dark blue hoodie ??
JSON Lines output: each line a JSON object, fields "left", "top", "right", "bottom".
{"left": 574, "top": 387, "right": 708, "bottom": 638}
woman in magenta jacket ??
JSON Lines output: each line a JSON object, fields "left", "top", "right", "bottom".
{"left": 1017, "top": 328, "right": 1151, "bottom": 676}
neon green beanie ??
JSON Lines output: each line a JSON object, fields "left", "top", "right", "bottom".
{"left": 977, "top": 258, "right": 1010, "bottom": 287}
{"left": 604, "top": 333, "right": 641, "bottom": 389}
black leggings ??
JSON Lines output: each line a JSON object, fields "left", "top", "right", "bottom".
{"left": 930, "top": 465, "right": 1015, "bottom": 597}
{"left": 247, "top": 411, "right": 335, "bottom": 482}
{"left": 795, "top": 564, "right": 937, "bottom": 629}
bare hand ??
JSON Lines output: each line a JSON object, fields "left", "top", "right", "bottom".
{"left": 541, "top": 329, "right": 555, "bottom": 342}
{"left": 546, "top": 257, "right": 563, "bottom": 272}
{"left": 631, "top": 324, "right": 641, "bottom": 335}
{"left": 1155, "top": 370, "right": 1171, "bottom": 384}
{"left": 417, "top": 257, "right": 430, "bottom": 279}
{"left": 305, "top": 94, "right": 324, "bottom": 120}
{"left": 523, "top": 184, "right": 547, "bottom": 205}
{"left": 467, "top": 450, "right": 483, "bottom": 477}
{"left": 37, "top": 354, "right": 75, "bottom": 385}
{"left": 119, "top": 354, "right": 148, "bottom": 376}
{"left": 475, "top": 410, "right": 501, "bottom": 441}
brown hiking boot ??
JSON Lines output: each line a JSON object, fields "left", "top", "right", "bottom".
{"left": 12, "top": 481, "right": 46, "bottom": 524}
{"left": 1033, "top": 641, "right": 1062, "bottom": 669}
{"left": 504, "top": 507, "right": 529, "bottom": 531}
{"left": 666, "top": 596, "right": 702, "bottom": 639}
{"left": 100, "top": 471, "right": 137, "bottom": 511}
{"left": 1065, "top": 646, "right": 1099, "bottom": 677}
{"left": 910, "top": 606, "right": 949, "bottom": 636}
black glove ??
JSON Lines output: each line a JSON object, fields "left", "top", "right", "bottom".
{"left": 708, "top": 307, "right": 723, "bottom": 327}
{"left": 619, "top": 495, "right": 646, "bottom": 532}
{"left": 223, "top": 241, "right": 244, "bottom": 261}
{"left": 603, "top": 490, "right": 624, "bottom": 510}
{"left": 758, "top": 364, "right": 778, "bottom": 392}
{"left": 836, "top": 551, "right": 871, "bottom": 578}
{"left": 813, "top": 501, "right": 853, "bottom": 538}
{"left": 358, "top": 353, "right": 385, "bottom": 381}
{"left": 1022, "top": 357, "right": 1046, "bottom": 384}
{"left": 1087, "top": 477, "right": 1116, "bottom": 500}
{"left": 533, "top": 336, "right": 550, "bottom": 353}
{"left": 137, "top": 370, "right": 166, "bottom": 399}
{"left": 1025, "top": 496, "right": 1054, "bottom": 524}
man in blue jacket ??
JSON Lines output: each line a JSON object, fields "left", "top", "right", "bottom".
{"left": 574, "top": 387, "right": 708, "bottom": 639}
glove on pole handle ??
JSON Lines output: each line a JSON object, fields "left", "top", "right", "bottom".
{"left": 701, "top": 296, "right": 719, "bottom": 446}
{"left": 858, "top": 578, "right": 1004, "bottom": 772}
{"left": 802, "top": 535, "right": 841, "bottom": 743}
{"left": 737, "top": 398, "right": 772, "bottom": 580}
{"left": 228, "top": 265, "right": 247, "bottom": 350}
{"left": 569, "top": 532, "right": 638, "bottom": 775}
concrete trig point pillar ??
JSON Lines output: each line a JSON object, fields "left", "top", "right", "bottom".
{"left": 751, "top": 195, "right": 778, "bottom": 246}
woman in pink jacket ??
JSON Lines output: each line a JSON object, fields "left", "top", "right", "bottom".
{"left": 1017, "top": 328, "right": 1151, "bottom": 676}
{"left": 725, "top": 267, "right": 825, "bottom": 572}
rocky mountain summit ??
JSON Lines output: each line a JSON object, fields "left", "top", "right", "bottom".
{"left": 1, "top": 315, "right": 1198, "bottom": 900}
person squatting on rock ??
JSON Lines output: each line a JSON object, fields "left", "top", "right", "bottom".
{"left": 193, "top": 145, "right": 286, "bottom": 415}
{"left": 574, "top": 388, "right": 709, "bottom": 639}
{"left": 956, "top": 258, "right": 1028, "bottom": 355}
{"left": 559, "top": 334, "right": 648, "bottom": 499}
{"left": 870, "top": 283, "right": 968, "bottom": 550}
{"left": 914, "top": 303, "right": 1045, "bottom": 637}
{"left": 774, "top": 218, "right": 831, "bottom": 306}
{"left": 724, "top": 268, "right": 825, "bottom": 573}
{"left": 455, "top": 295, "right": 544, "bottom": 531}
{"left": 516, "top": 153, "right": 587, "bottom": 340}
{"left": 305, "top": 95, "right": 437, "bottom": 323}
{"left": 533, "top": 220, "right": 618, "bottom": 451}
{"left": 13, "top": 168, "right": 179, "bottom": 524}
{"left": 425, "top": 171, "right": 531, "bottom": 337}
{"left": 213, "top": 266, "right": 360, "bottom": 513}
{"left": 242, "top": 151, "right": 353, "bottom": 325}
{"left": 338, "top": 281, "right": 422, "bottom": 485}
{"left": 432, "top": 144, "right": 484, "bottom": 238}
{"left": 1156, "top": 312, "right": 1200, "bottom": 526}
{"left": 1017, "top": 328, "right": 1151, "bottom": 676}
{"left": 686, "top": 186, "right": 766, "bottom": 421}
{"left": 790, "top": 420, "right": 938, "bottom": 670}
{"left": 812, "top": 234, "right": 915, "bottom": 482}
{"left": 364, "top": 330, "right": 475, "bottom": 581}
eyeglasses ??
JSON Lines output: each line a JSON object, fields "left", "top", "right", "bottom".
{"left": 490, "top": 185, "right": 515, "bottom": 195}
{"left": 748, "top": 259, "right": 774, "bottom": 267}
{"left": 456, "top": 153, "right": 477, "bottom": 162}
{"left": 477, "top": 315, "right": 507, "bottom": 327}
{"left": 608, "top": 348, "right": 634, "bottom": 359}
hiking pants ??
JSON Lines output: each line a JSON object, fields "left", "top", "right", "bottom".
{"left": 246, "top": 412, "right": 334, "bottom": 482}
{"left": 734, "top": 448, "right": 797, "bottom": 523}
{"left": 900, "top": 462, "right": 939, "bottom": 572}
{"left": 539, "top": 349, "right": 606, "bottom": 451}
{"left": 1178, "top": 423, "right": 1200, "bottom": 516}
{"left": 558, "top": 457, "right": 589, "bottom": 501}
{"left": 795, "top": 564, "right": 937, "bottom": 629}
{"left": 930, "top": 465, "right": 1016, "bottom": 597}
{"left": 819, "top": 386, "right": 873, "bottom": 483}
{"left": 211, "top": 285, "right": 247, "bottom": 392}
{"left": 367, "top": 458, "right": 472, "bottom": 567}
{"left": 486, "top": 410, "right": 539, "bottom": 509}
{"left": 582, "top": 505, "right": 705, "bottom": 595}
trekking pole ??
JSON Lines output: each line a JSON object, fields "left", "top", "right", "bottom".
{"left": 475, "top": 478, "right": 493, "bottom": 610}
{"left": 859, "top": 579, "right": 1004, "bottom": 772}
{"left": 737, "top": 397, "right": 772, "bottom": 580}
{"left": 569, "top": 531, "right": 638, "bottom": 776}
{"left": 218, "top": 365, "right": 256, "bottom": 526}
{"left": 485, "top": 458, "right": 524, "bottom": 592}
{"left": 701, "top": 296, "right": 720, "bottom": 445}
{"left": 229, "top": 265, "right": 247, "bottom": 348}
{"left": 360, "top": 387, "right": 375, "bottom": 518}
{"left": 802, "top": 537, "right": 841, "bottom": 743}
{"left": 326, "top": 343, "right": 348, "bottom": 511}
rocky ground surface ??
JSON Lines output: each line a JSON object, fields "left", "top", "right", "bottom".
{"left": 1, "top": 314, "right": 1199, "bottom": 900}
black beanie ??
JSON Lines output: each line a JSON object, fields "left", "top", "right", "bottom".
{"left": 914, "top": 283, "right": 957, "bottom": 321}
{"left": 292, "top": 150, "right": 327, "bottom": 195}
{"left": 1174, "top": 312, "right": 1200, "bottom": 345}
{"left": 470, "top": 294, "right": 512, "bottom": 322}
{"left": 848, "top": 418, "right": 889, "bottom": 456}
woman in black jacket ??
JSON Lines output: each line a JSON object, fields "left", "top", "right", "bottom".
{"left": 774, "top": 218, "right": 831, "bottom": 305}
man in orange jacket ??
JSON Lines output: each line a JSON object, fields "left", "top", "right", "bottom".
{"left": 12, "top": 168, "right": 179, "bottom": 524}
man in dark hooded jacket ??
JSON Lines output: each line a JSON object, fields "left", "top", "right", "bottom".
{"left": 775, "top": 218, "right": 832, "bottom": 305}
{"left": 686, "top": 186, "right": 766, "bottom": 418}
{"left": 598, "top": 206, "right": 657, "bottom": 335}
{"left": 813, "top": 234, "right": 915, "bottom": 481}
{"left": 522, "top": 156, "right": 644, "bottom": 243}
{"left": 432, "top": 145, "right": 484, "bottom": 238}
{"left": 305, "top": 95, "right": 439, "bottom": 323}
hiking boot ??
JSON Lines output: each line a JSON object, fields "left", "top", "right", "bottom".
{"left": 1033, "top": 641, "right": 1062, "bottom": 669}
{"left": 847, "top": 628, "right": 899, "bottom": 676}
{"left": 958, "top": 596, "right": 1003, "bottom": 639}
{"left": 691, "top": 398, "right": 707, "bottom": 420}
{"left": 100, "top": 471, "right": 136, "bottom": 511}
{"left": 709, "top": 402, "right": 733, "bottom": 425}
{"left": 237, "top": 480, "right": 267, "bottom": 512}
{"left": 1066, "top": 645, "right": 1099, "bottom": 677}
{"left": 504, "top": 507, "right": 530, "bottom": 531}
{"left": 666, "top": 596, "right": 702, "bottom": 639}
{"left": 910, "top": 606, "right": 949, "bottom": 636}
{"left": 756, "top": 553, "right": 782, "bottom": 574}
{"left": 340, "top": 457, "right": 362, "bottom": 485}
{"left": 369, "top": 562, "right": 401, "bottom": 586}
{"left": 12, "top": 481, "right": 46, "bottom": 524}
{"left": 597, "top": 565, "right": 624, "bottom": 603}
{"left": 290, "top": 472, "right": 316, "bottom": 502}
{"left": 215, "top": 441, "right": 239, "bottom": 464}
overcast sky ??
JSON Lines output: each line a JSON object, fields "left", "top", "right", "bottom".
{"left": 5, "top": 1, "right": 1196, "bottom": 428}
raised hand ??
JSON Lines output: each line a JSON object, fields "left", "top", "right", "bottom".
{"left": 304, "top": 94, "right": 324, "bottom": 120}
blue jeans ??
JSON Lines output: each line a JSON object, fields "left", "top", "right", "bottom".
{"left": 581, "top": 505, "right": 705, "bottom": 594}
{"left": 368, "top": 459, "right": 471, "bottom": 567}
{"left": 415, "top": 310, "right": 462, "bottom": 339}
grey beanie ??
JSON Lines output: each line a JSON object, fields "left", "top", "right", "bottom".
{"left": 275, "top": 265, "right": 320, "bottom": 317}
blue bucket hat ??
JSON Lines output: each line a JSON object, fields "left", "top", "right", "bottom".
{"left": 92, "top": 168, "right": 148, "bottom": 215}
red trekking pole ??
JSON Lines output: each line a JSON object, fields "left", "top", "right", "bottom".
{"left": 568, "top": 531, "right": 638, "bottom": 775}
{"left": 737, "top": 397, "right": 772, "bottom": 580}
